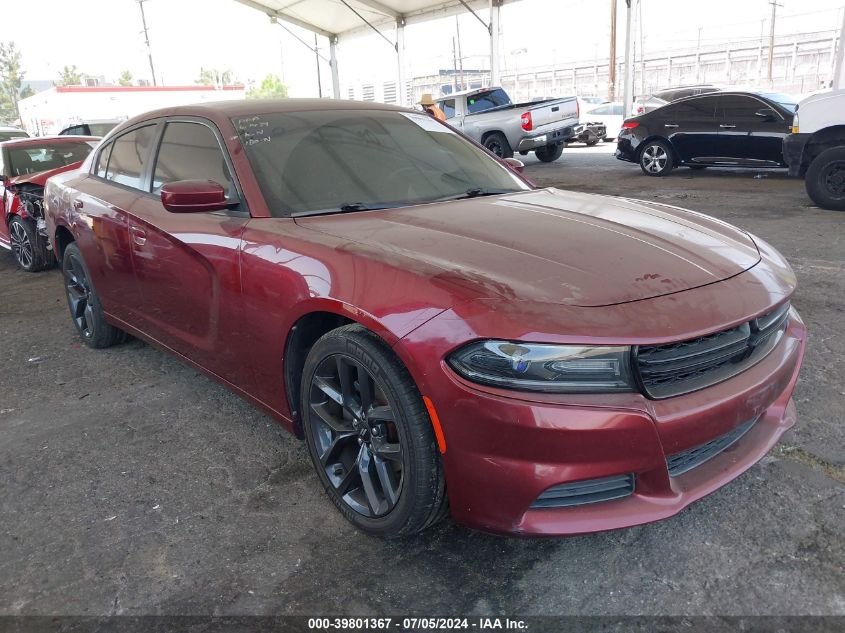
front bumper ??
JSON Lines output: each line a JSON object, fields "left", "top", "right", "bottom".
{"left": 516, "top": 126, "right": 573, "bottom": 151}
{"left": 568, "top": 122, "right": 607, "bottom": 142}
{"left": 405, "top": 311, "right": 806, "bottom": 536}
{"left": 783, "top": 132, "right": 811, "bottom": 177}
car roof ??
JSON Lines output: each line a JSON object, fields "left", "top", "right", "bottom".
{"left": 0, "top": 126, "right": 26, "bottom": 132}
{"left": 0, "top": 135, "right": 100, "bottom": 148}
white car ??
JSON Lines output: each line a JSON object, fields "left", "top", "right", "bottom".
{"left": 586, "top": 102, "right": 625, "bottom": 140}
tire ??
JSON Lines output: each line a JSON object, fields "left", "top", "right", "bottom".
{"left": 805, "top": 147, "right": 845, "bottom": 211}
{"left": 585, "top": 136, "right": 600, "bottom": 146}
{"left": 482, "top": 132, "right": 513, "bottom": 159}
{"left": 62, "top": 242, "right": 127, "bottom": 348}
{"left": 300, "top": 324, "right": 448, "bottom": 537}
{"left": 639, "top": 139, "right": 674, "bottom": 176}
{"left": 8, "top": 215, "right": 53, "bottom": 272}
{"left": 535, "top": 143, "right": 564, "bottom": 162}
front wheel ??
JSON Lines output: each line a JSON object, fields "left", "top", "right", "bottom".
{"left": 62, "top": 242, "right": 127, "bottom": 348}
{"left": 8, "top": 215, "right": 53, "bottom": 272}
{"left": 805, "top": 147, "right": 845, "bottom": 211}
{"left": 301, "top": 325, "right": 448, "bottom": 537}
{"left": 639, "top": 140, "right": 674, "bottom": 176}
{"left": 535, "top": 143, "right": 564, "bottom": 162}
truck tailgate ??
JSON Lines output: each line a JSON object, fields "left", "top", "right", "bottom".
{"left": 521, "top": 98, "right": 578, "bottom": 128}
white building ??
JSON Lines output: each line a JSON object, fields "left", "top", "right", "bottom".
{"left": 18, "top": 85, "right": 247, "bottom": 136}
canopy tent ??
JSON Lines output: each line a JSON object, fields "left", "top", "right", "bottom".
{"left": 235, "top": 0, "right": 640, "bottom": 112}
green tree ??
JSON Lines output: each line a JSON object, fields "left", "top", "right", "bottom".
{"left": 19, "top": 84, "right": 34, "bottom": 100}
{"left": 0, "top": 42, "right": 25, "bottom": 124}
{"left": 196, "top": 67, "right": 234, "bottom": 86}
{"left": 118, "top": 70, "right": 133, "bottom": 87}
{"left": 57, "top": 65, "right": 82, "bottom": 86}
{"left": 247, "top": 74, "right": 288, "bottom": 100}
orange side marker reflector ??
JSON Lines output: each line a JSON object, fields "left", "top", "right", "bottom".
{"left": 422, "top": 395, "right": 447, "bottom": 454}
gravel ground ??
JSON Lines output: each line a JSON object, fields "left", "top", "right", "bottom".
{"left": 1, "top": 142, "right": 843, "bottom": 617}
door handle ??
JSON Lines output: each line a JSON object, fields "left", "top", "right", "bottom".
{"left": 664, "top": 124, "right": 679, "bottom": 129}
{"left": 73, "top": 200, "right": 84, "bottom": 210}
{"left": 130, "top": 226, "right": 146, "bottom": 246}
{"left": 719, "top": 124, "right": 737, "bottom": 129}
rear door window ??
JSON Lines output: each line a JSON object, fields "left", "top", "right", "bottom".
{"left": 466, "top": 89, "right": 511, "bottom": 114}
{"left": 150, "top": 121, "right": 233, "bottom": 196}
{"left": 665, "top": 95, "right": 718, "bottom": 119}
{"left": 105, "top": 125, "right": 157, "bottom": 189}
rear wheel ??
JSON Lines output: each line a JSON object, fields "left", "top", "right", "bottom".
{"left": 535, "top": 143, "right": 564, "bottom": 162}
{"left": 585, "top": 136, "right": 600, "bottom": 146}
{"left": 482, "top": 132, "right": 513, "bottom": 159}
{"left": 805, "top": 147, "right": 845, "bottom": 211}
{"left": 62, "top": 242, "right": 127, "bottom": 348}
{"left": 8, "top": 215, "right": 53, "bottom": 272}
{"left": 639, "top": 140, "right": 674, "bottom": 176}
{"left": 301, "top": 324, "right": 448, "bottom": 537}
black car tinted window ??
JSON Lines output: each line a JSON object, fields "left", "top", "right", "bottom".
{"left": 105, "top": 125, "right": 157, "bottom": 189}
{"left": 466, "top": 89, "right": 511, "bottom": 114}
{"left": 720, "top": 95, "right": 760, "bottom": 120}
{"left": 151, "top": 121, "right": 232, "bottom": 195}
{"left": 663, "top": 95, "right": 717, "bottom": 118}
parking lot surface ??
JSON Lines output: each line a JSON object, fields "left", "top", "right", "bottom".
{"left": 1, "top": 142, "right": 843, "bottom": 616}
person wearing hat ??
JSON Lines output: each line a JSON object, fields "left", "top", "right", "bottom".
{"left": 419, "top": 93, "right": 447, "bottom": 121}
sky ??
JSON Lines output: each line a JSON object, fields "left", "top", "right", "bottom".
{"left": 10, "top": 0, "right": 845, "bottom": 97}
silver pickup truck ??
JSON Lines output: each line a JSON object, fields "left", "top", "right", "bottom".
{"left": 436, "top": 87, "right": 578, "bottom": 162}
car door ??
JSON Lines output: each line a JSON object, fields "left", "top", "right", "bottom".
{"left": 715, "top": 94, "right": 790, "bottom": 166}
{"left": 68, "top": 123, "right": 158, "bottom": 323}
{"left": 126, "top": 118, "right": 251, "bottom": 386}
{"left": 0, "top": 149, "right": 10, "bottom": 246}
{"left": 656, "top": 95, "right": 718, "bottom": 163}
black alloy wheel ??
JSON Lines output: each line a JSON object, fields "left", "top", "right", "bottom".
{"left": 62, "top": 242, "right": 126, "bottom": 348}
{"left": 301, "top": 325, "right": 448, "bottom": 536}
{"left": 483, "top": 132, "right": 514, "bottom": 159}
{"left": 308, "top": 353, "right": 404, "bottom": 518}
{"left": 9, "top": 217, "right": 34, "bottom": 270}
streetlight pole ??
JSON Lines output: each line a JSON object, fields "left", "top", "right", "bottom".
{"left": 137, "top": 0, "right": 157, "bottom": 86}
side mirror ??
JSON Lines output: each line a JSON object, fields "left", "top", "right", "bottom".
{"left": 755, "top": 108, "right": 777, "bottom": 121}
{"left": 503, "top": 157, "right": 525, "bottom": 174}
{"left": 160, "top": 180, "right": 230, "bottom": 213}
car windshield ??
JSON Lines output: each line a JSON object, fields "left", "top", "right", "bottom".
{"left": 234, "top": 109, "right": 528, "bottom": 217}
{"left": 6, "top": 141, "right": 94, "bottom": 177}
{"left": 758, "top": 92, "right": 797, "bottom": 113}
{"left": 0, "top": 130, "right": 28, "bottom": 142}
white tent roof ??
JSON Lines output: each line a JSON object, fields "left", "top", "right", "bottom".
{"left": 235, "top": 0, "right": 519, "bottom": 39}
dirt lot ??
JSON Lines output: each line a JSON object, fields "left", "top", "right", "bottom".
{"left": 1, "top": 143, "right": 843, "bottom": 617}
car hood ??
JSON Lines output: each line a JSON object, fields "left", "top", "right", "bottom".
{"left": 7, "top": 160, "right": 84, "bottom": 187}
{"left": 295, "top": 188, "right": 761, "bottom": 307}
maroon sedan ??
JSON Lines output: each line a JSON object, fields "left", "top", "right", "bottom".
{"left": 44, "top": 100, "right": 806, "bottom": 537}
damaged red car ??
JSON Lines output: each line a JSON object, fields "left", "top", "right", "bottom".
{"left": 1, "top": 136, "right": 98, "bottom": 271}
{"left": 44, "top": 100, "right": 805, "bottom": 537}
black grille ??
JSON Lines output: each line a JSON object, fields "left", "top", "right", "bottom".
{"left": 635, "top": 302, "right": 790, "bottom": 399}
{"left": 666, "top": 416, "right": 759, "bottom": 476}
{"left": 530, "top": 474, "right": 635, "bottom": 509}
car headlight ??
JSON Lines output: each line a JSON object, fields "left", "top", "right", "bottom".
{"left": 447, "top": 341, "right": 635, "bottom": 393}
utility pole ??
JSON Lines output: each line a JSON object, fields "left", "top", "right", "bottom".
{"left": 622, "top": 0, "right": 635, "bottom": 118}
{"left": 314, "top": 34, "right": 322, "bottom": 98}
{"left": 137, "top": 0, "right": 157, "bottom": 86}
{"left": 609, "top": 0, "right": 617, "bottom": 101}
{"left": 767, "top": 1, "right": 783, "bottom": 86}
{"left": 452, "top": 37, "right": 459, "bottom": 92}
{"left": 455, "top": 16, "right": 465, "bottom": 91}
